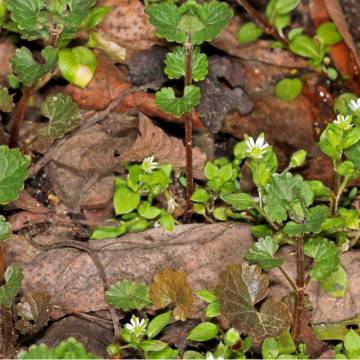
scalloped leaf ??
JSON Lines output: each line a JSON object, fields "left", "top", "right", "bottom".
{"left": 0, "top": 145, "right": 30, "bottom": 205}
{"left": 0, "top": 216, "right": 11, "bottom": 241}
{"left": 106, "top": 279, "right": 151, "bottom": 311}
{"left": 38, "top": 93, "right": 81, "bottom": 138}
{"left": 164, "top": 46, "right": 208, "bottom": 81}
{"left": 245, "top": 237, "right": 283, "bottom": 270}
{"left": 11, "top": 46, "right": 58, "bottom": 87}
{"left": 0, "top": 87, "right": 14, "bottom": 113}
{"left": 304, "top": 237, "right": 340, "bottom": 282}
{"left": 146, "top": 0, "right": 233, "bottom": 45}
{"left": 150, "top": 268, "right": 195, "bottom": 321}
{"left": 215, "top": 263, "right": 291, "bottom": 342}
{"left": 155, "top": 85, "right": 201, "bottom": 117}
{"left": 0, "top": 265, "right": 23, "bottom": 308}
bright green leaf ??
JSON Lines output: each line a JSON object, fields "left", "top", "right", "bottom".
{"left": 82, "top": 5, "right": 111, "bottom": 30}
{"left": 0, "top": 87, "right": 14, "bottom": 113}
{"left": 319, "top": 265, "right": 348, "bottom": 298}
{"left": 275, "top": 78, "right": 303, "bottom": 102}
{"left": 138, "top": 201, "right": 162, "bottom": 219}
{"left": 316, "top": 22, "right": 342, "bottom": 46}
{"left": 187, "top": 322, "right": 218, "bottom": 341}
{"left": 0, "top": 265, "right": 23, "bottom": 308}
{"left": 147, "top": 311, "right": 172, "bottom": 339}
{"left": 159, "top": 213, "right": 174, "bottom": 232}
{"left": 191, "top": 188, "right": 210, "bottom": 204}
{"left": 274, "top": 0, "right": 300, "bottom": 14}
{"left": 237, "top": 22, "right": 263, "bottom": 44}
{"left": 114, "top": 186, "right": 140, "bottom": 215}
{"left": 220, "top": 192, "right": 256, "bottom": 211}
{"left": 289, "top": 35, "right": 322, "bottom": 61}
{"left": 0, "top": 216, "right": 11, "bottom": 242}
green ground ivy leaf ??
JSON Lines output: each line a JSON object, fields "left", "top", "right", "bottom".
{"left": 263, "top": 172, "right": 314, "bottom": 224}
{"left": 0, "top": 216, "right": 11, "bottom": 241}
{"left": 5, "top": 0, "right": 48, "bottom": 40}
{"left": 106, "top": 279, "right": 151, "bottom": 311}
{"left": 283, "top": 205, "right": 330, "bottom": 236}
{"left": 215, "top": 263, "right": 291, "bottom": 342}
{"left": 0, "top": 265, "right": 23, "bottom": 308}
{"left": 11, "top": 46, "right": 58, "bottom": 87}
{"left": 164, "top": 46, "right": 208, "bottom": 81}
{"left": 146, "top": 1, "right": 233, "bottom": 45}
{"left": 0, "top": 87, "right": 14, "bottom": 113}
{"left": 304, "top": 237, "right": 340, "bottom": 282}
{"left": 39, "top": 93, "right": 81, "bottom": 138}
{"left": 155, "top": 85, "right": 201, "bottom": 117}
{"left": 245, "top": 236, "right": 283, "bottom": 270}
{"left": 0, "top": 145, "right": 30, "bottom": 205}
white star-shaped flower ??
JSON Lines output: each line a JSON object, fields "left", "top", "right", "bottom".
{"left": 141, "top": 155, "right": 158, "bottom": 173}
{"left": 349, "top": 98, "right": 360, "bottom": 112}
{"left": 333, "top": 114, "right": 353, "bottom": 130}
{"left": 124, "top": 316, "right": 147, "bottom": 337}
{"left": 245, "top": 133, "right": 269, "bottom": 159}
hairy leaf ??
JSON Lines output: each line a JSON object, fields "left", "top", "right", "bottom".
{"left": 304, "top": 237, "right": 340, "bottom": 281}
{"left": 146, "top": 1, "right": 233, "bottom": 45}
{"left": 16, "top": 292, "right": 52, "bottom": 335}
{"left": 215, "top": 264, "right": 290, "bottom": 342}
{"left": 164, "top": 46, "right": 208, "bottom": 81}
{"left": 319, "top": 265, "right": 348, "bottom": 298}
{"left": 0, "top": 216, "right": 11, "bottom": 241}
{"left": 263, "top": 172, "right": 314, "bottom": 224}
{"left": 283, "top": 205, "right": 330, "bottom": 236}
{"left": 0, "top": 87, "right": 14, "bottom": 113}
{"left": 106, "top": 279, "right": 151, "bottom": 311}
{"left": 220, "top": 192, "right": 257, "bottom": 211}
{"left": 0, "top": 265, "right": 23, "bottom": 308}
{"left": 155, "top": 85, "right": 201, "bottom": 117}
{"left": 0, "top": 145, "right": 30, "bottom": 205}
{"left": 39, "top": 93, "right": 81, "bottom": 138}
{"left": 11, "top": 46, "right": 58, "bottom": 87}
{"left": 245, "top": 237, "right": 283, "bottom": 270}
{"left": 150, "top": 268, "right": 195, "bottom": 321}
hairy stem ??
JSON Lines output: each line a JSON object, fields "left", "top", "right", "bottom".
{"left": 292, "top": 236, "right": 305, "bottom": 342}
{"left": 183, "top": 33, "right": 194, "bottom": 220}
{"left": 9, "top": 85, "right": 35, "bottom": 148}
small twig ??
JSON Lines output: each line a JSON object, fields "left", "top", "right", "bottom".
{"left": 24, "top": 234, "right": 120, "bottom": 339}
{"left": 279, "top": 266, "right": 297, "bottom": 291}
{"left": 28, "top": 81, "right": 162, "bottom": 178}
{"left": 235, "top": 0, "right": 288, "bottom": 47}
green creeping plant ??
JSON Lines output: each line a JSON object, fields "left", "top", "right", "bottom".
{"left": 335, "top": 330, "right": 360, "bottom": 359}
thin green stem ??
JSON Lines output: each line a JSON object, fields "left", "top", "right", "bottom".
{"left": 334, "top": 178, "right": 348, "bottom": 215}
{"left": 279, "top": 266, "right": 297, "bottom": 292}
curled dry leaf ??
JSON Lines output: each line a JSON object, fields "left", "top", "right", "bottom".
{"left": 215, "top": 263, "right": 291, "bottom": 342}
{"left": 15, "top": 292, "right": 52, "bottom": 335}
{"left": 119, "top": 113, "right": 207, "bottom": 179}
{"left": 150, "top": 268, "right": 195, "bottom": 321}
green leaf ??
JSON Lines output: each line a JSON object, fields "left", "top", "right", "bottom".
{"left": 316, "top": 22, "right": 342, "bottom": 46}
{"left": 304, "top": 237, "right": 340, "bottom": 281}
{"left": 0, "top": 145, "right": 30, "bottom": 205}
{"left": 237, "top": 22, "right": 263, "bottom": 44}
{"left": 205, "top": 300, "right": 220, "bottom": 317}
{"left": 262, "top": 337, "right": 279, "bottom": 359}
{"left": 204, "top": 162, "right": 219, "bottom": 180}
{"left": 147, "top": 347, "right": 179, "bottom": 359}
{"left": 106, "top": 279, "right": 151, "bottom": 311}
{"left": 283, "top": 205, "right": 330, "bottom": 236}
{"left": 196, "top": 290, "right": 217, "bottom": 303}
{"left": 164, "top": 46, "right": 208, "bottom": 81}
{"left": 138, "top": 201, "right": 162, "bottom": 219}
{"left": 90, "top": 224, "right": 127, "bottom": 240}
{"left": 289, "top": 35, "right": 322, "bottom": 61}
{"left": 308, "top": 180, "right": 333, "bottom": 200}
{"left": 289, "top": 149, "right": 307, "bottom": 168}
{"left": 345, "top": 141, "right": 360, "bottom": 168}
{"left": 334, "top": 93, "right": 357, "bottom": 115}
{"left": 4, "top": 0, "right": 48, "bottom": 40}
{"left": 53, "top": 337, "right": 98, "bottom": 359}
{"left": 58, "top": 47, "right": 97, "bottom": 88}
{"left": 274, "top": 0, "right": 300, "bottom": 14}
{"left": 191, "top": 188, "right": 210, "bottom": 204}
{"left": 319, "top": 265, "right": 348, "bottom": 298}
{"left": 343, "top": 127, "right": 360, "bottom": 149}
{"left": 155, "top": 85, "right": 201, "bottom": 117}
{"left": 11, "top": 46, "right": 58, "bottom": 87}
{"left": 187, "top": 322, "right": 218, "bottom": 341}
{"left": 288, "top": 27, "right": 303, "bottom": 41}
{"left": 82, "top": 5, "right": 111, "bottom": 30}
{"left": 245, "top": 236, "right": 283, "bottom": 270}
{"left": 147, "top": 311, "right": 172, "bottom": 339}
{"left": 183, "top": 351, "right": 205, "bottom": 359}
{"left": 220, "top": 192, "right": 256, "bottom": 211}
{"left": 114, "top": 186, "right": 140, "bottom": 215}
{"left": 339, "top": 208, "right": 359, "bottom": 229}
{"left": 213, "top": 207, "right": 227, "bottom": 221}
{"left": 0, "top": 265, "right": 23, "bottom": 308}
{"left": 344, "top": 330, "right": 360, "bottom": 359}
{"left": 0, "top": 216, "right": 11, "bottom": 241}
{"left": 159, "top": 213, "right": 175, "bottom": 232}
{"left": 218, "top": 164, "right": 233, "bottom": 182}
{"left": 141, "top": 340, "right": 168, "bottom": 352}
{"left": 17, "top": 343, "right": 55, "bottom": 359}
{"left": 336, "top": 160, "right": 355, "bottom": 177}
{"left": 275, "top": 78, "right": 303, "bottom": 102}
{"left": 251, "top": 224, "right": 273, "bottom": 238}
{"left": 193, "top": 203, "right": 206, "bottom": 215}
{"left": 38, "top": 93, "right": 81, "bottom": 138}
{"left": 274, "top": 14, "right": 290, "bottom": 34}
{"left": 0, "top": 87, "right": 14, "bottom": 113}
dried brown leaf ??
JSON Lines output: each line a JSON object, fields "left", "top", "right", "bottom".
{"left": 150, "top": 268, "right": 195, "bottom": 321}
{"left": 215, "top": 263, "right": 291, "bottom": 342}
{"left": 119, "top": 113, "right": 206, "bottom": 179}
{"left": 15, "top": 292, "right": 52, "bottom": 335}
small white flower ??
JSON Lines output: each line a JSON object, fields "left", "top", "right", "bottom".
{"left": 333, "top": 114, "right": 353, "bottom": 130}
{"left": 141, "top": 155, "right": 158, "bottom": 173}
{"left": 349, "top": 98, "right": 360, "bottom": 112}
{"left": 124, "top": 316, "right": 147, "bottom": 337}
{"left": 245, "top": 133, "right": 269, "bottom": 159}
{"left": 206, "top": 353, "right": 224, "bottom": 360}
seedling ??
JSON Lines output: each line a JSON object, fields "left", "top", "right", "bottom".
{"left": 145, "top": 0, "right": 233, "bottom": 216}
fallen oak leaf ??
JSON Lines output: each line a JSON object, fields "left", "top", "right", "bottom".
{"left": 150, "top": 268, "right": 195, "bottom": 321}
{"left": 119, "top": 113, "right": 206, "bottom": 179}
{"left": 215, "top": 263, "right": 291, "bottom": 342}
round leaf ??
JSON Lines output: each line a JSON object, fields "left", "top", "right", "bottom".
{"left": 275, "top": 78, "right": 303, "bottom": 102}
{"left": 187, "top": 322, "right": 218, "bottom": 341}
{"left": 114, "top": 186, "right": 140, "bottom": 215}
